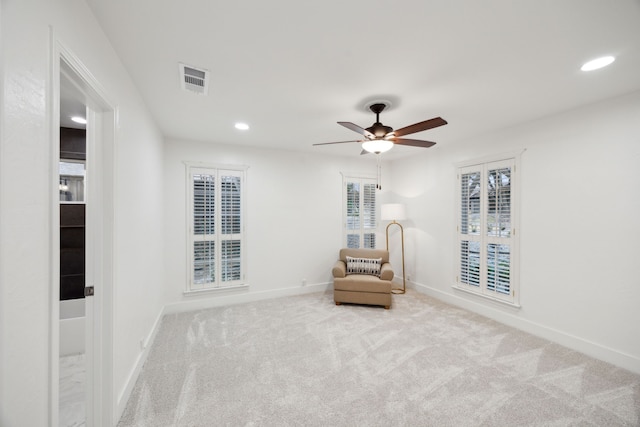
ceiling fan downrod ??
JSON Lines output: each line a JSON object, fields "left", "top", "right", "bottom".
{"left": 366, "top": 103, "right": 394, "bottom": 139}
{"left": 370, "top": 103, "right": 386, "bottom": 122}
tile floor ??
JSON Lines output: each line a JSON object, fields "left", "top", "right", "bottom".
{"left": 59, "top": 353, "right": 85, "bottom": 427}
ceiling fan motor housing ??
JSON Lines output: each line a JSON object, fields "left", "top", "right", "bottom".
{"left": 366, "top": 123, "right": 394, "bottom": 139}
{"left": 367, "top": 103, "right": 394, "bottom": 138}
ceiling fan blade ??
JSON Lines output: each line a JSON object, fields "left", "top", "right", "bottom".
{"left": 338, "top": 122, "right": 375, "bottom": 139}
{"left": 393, "top": 117, "right": 447, "bottom": 137}
{"left": 360, "top": 149, "right": 369, "bottom": 155}
{"left": 312, "top": 140, "right": 362, "bottom": 146}
{"left": 391, "top": 138, "right": 437, "bottom": 148}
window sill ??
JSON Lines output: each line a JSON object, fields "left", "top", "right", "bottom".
{"left": 452, "top": 285, "right": 521, "bottom": 309}
{"left": 184, "top": 283, "right": 249, "bottom": 297}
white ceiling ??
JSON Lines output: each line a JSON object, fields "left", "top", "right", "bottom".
{"left": 60, "top": 70, "right": 87, "bottom": 130}
{"left": 83, "top": 0, "right": 640, "bottom": 159}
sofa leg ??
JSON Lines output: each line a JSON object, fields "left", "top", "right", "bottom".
{"left": 384, "top": 306, "right": 390, "bottom": 310}
{"left": 335, "top": 301, "right": 341, "bottom": 306}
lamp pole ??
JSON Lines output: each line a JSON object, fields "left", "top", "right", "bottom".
{"left": 386, "top": 220, "right": 405, "bottom": 294}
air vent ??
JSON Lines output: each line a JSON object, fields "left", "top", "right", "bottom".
{"left": 179, "top": 63, "right": 209, "bottom": 95}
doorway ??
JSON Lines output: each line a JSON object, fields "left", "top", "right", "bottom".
{"left": 53, "top": 43, "right": 115, "bottom": 427}
{"left": 58, "top": 71, "right": 88, "bottom": 426}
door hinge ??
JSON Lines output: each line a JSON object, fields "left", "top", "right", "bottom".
{"left": 85, "top": 286, "right": 95, "bottom": 297}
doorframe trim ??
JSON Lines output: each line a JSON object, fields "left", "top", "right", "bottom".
{"left": 49, "top": 30, "right": 117, "bottom": 427}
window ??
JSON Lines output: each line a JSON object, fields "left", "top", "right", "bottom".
{"left": 456, "top": 156, "right": 519, "bottom": 305}
{"left": 343, "top": 176, "right": 377, "bottom": 249}
{"left": 187, "top": 165, "right": 246, "bottom": 292}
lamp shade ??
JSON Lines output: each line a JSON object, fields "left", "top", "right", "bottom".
{"left": 381, "top": 203, "right": 406, "bottom": 221}
{"left": 362, "top": 139, "right": 394, "bottom": 154}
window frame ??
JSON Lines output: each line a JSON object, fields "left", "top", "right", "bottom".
{"left": 454, "top": 152, "right": 521, "bottom": 306}
{"left": 185, "top": 162, "right": 248, "bottom": 294}
{"left": 342, "top": 174, "right": 378, "bottom": 249}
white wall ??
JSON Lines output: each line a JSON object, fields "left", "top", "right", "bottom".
{"left": 0, "top": 1, "right": 165, "bottom": 425}
{"left": 389, "top": 91, "right": 640, "bottom": 373}
{"left": 163, "top": 139, "right": 387, "bottom": 311}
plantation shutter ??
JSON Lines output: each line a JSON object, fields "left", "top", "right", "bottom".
{"left": 459, "top": 168, "right": 481, "bottom": 288}
{"left": 190, "top": 166, "right": 244, "bottom": 290}
{"left": 344, "top": 177, "right": 377, "bottom": 249}
{"left": 457, "top": 158, "right": 516, "bottom": 303}
{"left": 220, "top": 173, "right": 242, "bottom": 282}
{"left": 362, "top": 182, "right": 377, "bottom": 248}
{"left": 346, "top": 182, "right": 361, "bottom": 248}
{"left": 485, "top": 163, "right": 512, "bottom": 296}
{"left": 193, "top": 172, "right": 216, "bottom": 286}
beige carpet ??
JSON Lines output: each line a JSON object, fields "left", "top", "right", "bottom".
{"left": 118, "top": 290, "right": 640, "bottom": 426}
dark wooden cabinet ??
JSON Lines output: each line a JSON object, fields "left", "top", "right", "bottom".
{"left": 60, "top": 127, "right": 87, "bottom": 160}
{"left": 60, "top": 126, "right": 86, "bottom": 300}
{"left": 60, "top": 204, "right": 85, "bottom": 300}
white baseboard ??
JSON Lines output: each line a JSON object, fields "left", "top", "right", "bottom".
{"left": 409, "top": 281, "right": 640, "bottom": 375}
{"left": 116, "top": 305, "right": 165, "bottom": 421}
{"left": 164, "top": 282, "right": 331, "bottom": 315}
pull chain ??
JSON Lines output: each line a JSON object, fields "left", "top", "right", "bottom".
{"left": 376, "top": 153, "right": 382, "bottom": 190}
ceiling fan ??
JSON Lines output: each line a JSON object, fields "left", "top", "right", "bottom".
{"left": 313, "top": 102, "right": 447, "bottom": 154}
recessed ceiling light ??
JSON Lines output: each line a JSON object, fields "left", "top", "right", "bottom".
{"left": 71, "top": 116, "right": 87, "bottom": 124}
{"left": 581, "top": 56, "right": 615, "bottom": 72}
{"left": 235, "top": 122, "right": 249, "bottom": 130}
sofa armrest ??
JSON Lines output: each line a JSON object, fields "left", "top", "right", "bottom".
{"left": 380, "top": 262, "right": 394, "bottom": 281}
{"left": 332, "top": 260, "right": 346, "bottom": 278}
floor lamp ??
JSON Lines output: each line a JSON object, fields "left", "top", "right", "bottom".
{"left": 381, "top": 203, "right": 406, "bottom": 294}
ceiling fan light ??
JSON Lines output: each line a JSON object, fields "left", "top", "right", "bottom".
{"left": 362, "top": 139, "right": 394, "bottom": 154}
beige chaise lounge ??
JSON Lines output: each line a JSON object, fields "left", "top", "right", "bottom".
{"left": 332, "top": 248, "right": 393, "bottom": 309}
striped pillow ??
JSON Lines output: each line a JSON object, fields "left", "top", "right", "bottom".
{"left": 346, "top": 256, "right": 382, "bottom": 277}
